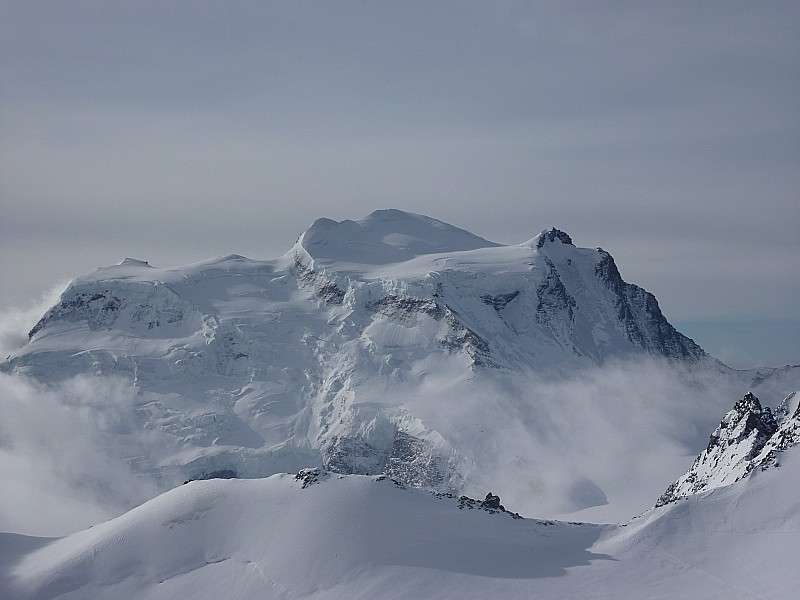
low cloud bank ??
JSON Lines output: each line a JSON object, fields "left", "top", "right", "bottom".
{"left": 0, "top": 286, "right": 166, "bottom": 536}
{"left": 411, "top": 357, "right": 744, "bottom": 522}
{"left": 0, "top": 356, "right": 770, "bottom": 535}
{"left": 0, "top": 373, "right": 165, "bottom": 536}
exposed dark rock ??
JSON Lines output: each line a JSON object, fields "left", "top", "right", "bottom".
{"left": 440, "top": 305, "right": 497, "bottom": 367}
{"left": 482, "top": 492, "right": 501, "bottom": 509}
{"left": 322, "top": 436, "right": 390, "bottom": 476}
{"left": 366, "top": 295, "right": 442, "bottom": 319}
{"left": 384, "top": 431, "right": 446, "bottom": 489}
{"left": 27, "top": 284, "right": 193, "bottom": 339}
{"left": 752, "top": 392, "right": 800, "bottom": 472}
{"left": 655, "top": 392, "right": 780, "bottom": 507}
{"left": 655, "top": 483, "right": 678, "bottom": 508}
{"left": 433, "top": 492, "right": 522, "bottom": 519}
{"left": 293, "top": 254, "right": 345, "bottom": 304}
{"left": 29, "top": 290, "right": 124, "bottom": 337}
{"left": 295, "top": 467, "right": 326, "bottom": 488}
{"left": 324, "top": 430, "right": 450, "bottom": 491}
{"left": 702, "top": 393, "right": 777, "bottom": 464}
{"left": 536, "top": 228, "right": 574, "bottom": 249}
{"left": 183, "top": 469, "right": 239, "bottom": 484}
{"left": 535, "top": 258, "right": 576, "bottom": 328}
{"left": 317, "top": 282, "right": 346, "bottom": 304}
{"left": 366, "top": 294, "right": 496, "bottom": 367}
{"left": 594, "top": 249, "right": 705, "bottom": 361}
{"left": 480, "top": 291, "right": 520, "bottom": 312}
{"left": 373, "top": 474, "right": 407, "bottom": 489}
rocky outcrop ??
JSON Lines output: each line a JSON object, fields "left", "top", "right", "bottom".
{"left": 28, "top": 281, "right": 198, "bottom": 340}
{"left": 536, "top": 228, "right": 574, "bottom": 249}
{"left": 366, "top": 295, "right": 442, "bottom": 319}
{"left": 594, "top": 250, "right": 706, "bottom": 361}
{"left": 323, "top": 429, "right": 455, "bottom": 491}
{"left": 366, "top": 293, "right": 496, "bottom": 367}
{"left": 293, "top": 254, "right": 345, "bottom": 304}
{"left": 656, "top": 392, "right": 794, "bottom": 507}
{"left": 29, "top": 290, "right": 124, "bottom": 336}
{"left": 535, "top": 258, "right": 576, "bottom": 342}
{"left": 751, "top": 392, "right": 800, "bottom": 471}
{"left": 480, "top": 291, "right": 520, "bottom": 312}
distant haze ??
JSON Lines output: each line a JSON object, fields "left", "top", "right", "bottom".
{"left": 1, "top": 2, "right": 798, "bottom": 368}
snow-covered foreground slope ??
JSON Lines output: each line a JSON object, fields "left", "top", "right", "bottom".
{"left": 3, "top": 450, "right": 799, "bottom": 600}
{"left": 2, "top": 210, "right": 798, "bottom": 532}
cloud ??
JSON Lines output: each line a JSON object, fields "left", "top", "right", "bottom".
{"left": 0, "top": 282, "right": 67, "bottom": 360}
{"left": 0, "top": 351, "right": 783, "bottom": 535}
{"left": 0, "top": 373, "right": 165, "bottom": 536}
{"left": 407, "top": 356, "right": 745, "bottom": 522}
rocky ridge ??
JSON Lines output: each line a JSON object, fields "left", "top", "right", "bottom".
{"left": 657, "top": 391, "right": 800, "bottom": 506}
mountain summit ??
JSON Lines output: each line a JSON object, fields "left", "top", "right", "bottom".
{"left": 296, "top": 209, "right": 500, "bottom": 264}
{"left": 533, "top": 227, "right": 574, "bottom": 248}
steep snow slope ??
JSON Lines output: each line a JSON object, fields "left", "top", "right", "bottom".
{"left": 2, "top": 452, "right": 799, "bottom": 600}
{"left": 2, "top": 211, "right": 796, "bottom": 526}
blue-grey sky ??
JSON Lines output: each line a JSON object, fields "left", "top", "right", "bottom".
{"left": 1, "top": 1, "right": 798, "bottom": 368}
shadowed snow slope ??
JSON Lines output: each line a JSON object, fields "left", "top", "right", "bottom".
{"left": 2, "top": 455, "right": 799, "bottom": 600}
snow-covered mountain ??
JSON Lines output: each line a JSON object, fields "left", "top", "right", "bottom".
{"left": 3, "top": 445, "right": 799, "bottom": 600}
{"left": 2, "top": 210, "right": 797, "bottom": 525}
{"left": 2, "top": 209, "right": 800, "bottom": 598}
{"left": 657, "top": 390, "right": 800, "bottom": 505}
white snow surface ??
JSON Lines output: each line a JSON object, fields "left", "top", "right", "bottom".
{"left": 295, "top": 209, "right": 500, "bottom": 265}
{"left": 2, "top": 210, "right": 798, "bottom": 531}
{"left": 2, "top": 451, "right": 799, "bottom": 600}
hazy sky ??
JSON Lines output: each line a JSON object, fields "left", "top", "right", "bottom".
{"left": 1, "top": 1, "right": 798, "bottom": 368}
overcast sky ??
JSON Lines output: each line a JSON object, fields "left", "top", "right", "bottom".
{"left": 1, "top": 1, "right": 798, "bottom": 368}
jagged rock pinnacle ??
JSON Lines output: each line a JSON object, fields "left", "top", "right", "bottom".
{"left": 536, "top": 228, "right": 574, "bottom": 249}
